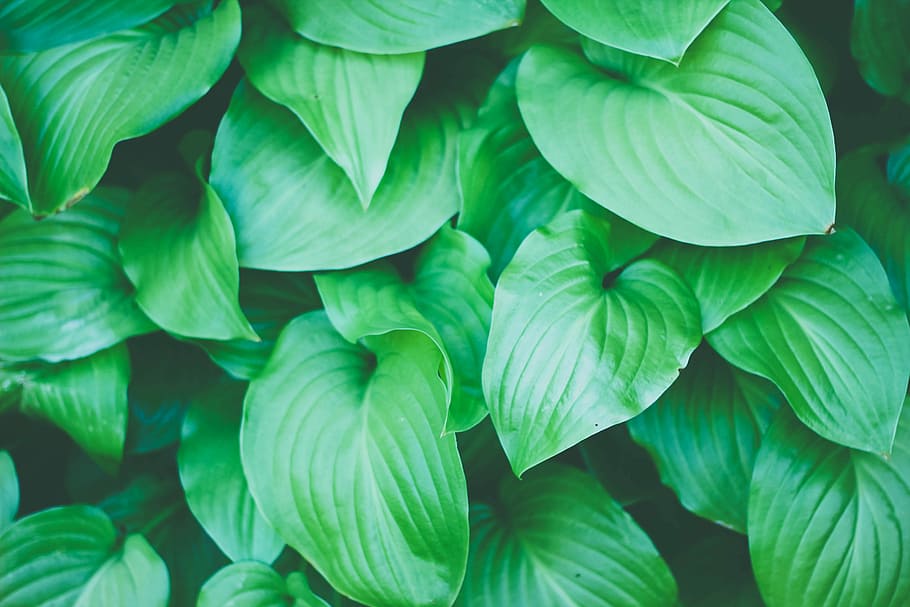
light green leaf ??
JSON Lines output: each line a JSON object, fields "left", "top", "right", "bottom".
{"left": 241, "top": 312, "right": 468, "bottom": 607}
{"left": 837, "top": 144, "right": 910, "bottom": 314}
{"left": 120, "top": 171, "right": 256, "bottom": 341}
{"left": 240, "top": 5, "right": 424, "bottom": 208}
{"left": 708, "top": 229, "right": 910, "bottom": 454}
{"left": 198, "top": 563, "right": 329, "bottom": 607}
{"left": 749, "top": 404, "right": 910, "bottom": 607}
{"left": 0, "top": 451, "right": 16, "bottom": 530}
{"left": 516, "top": 0, "right": 835, "bottom": 246}
{"left": 538, "top": 0, "right": 728, "bottom": 64}
{"left": 267, "top": 0, "right": 525, "bottom": 54}
{"left": 484, "top": 210, "right": 701, "bottom": 475}
{"left": 178, "top": 380, "right": 284, "bottom": 564}
{"left": 0, "top": 0, "right": 240, "bottom": 215}
{"left": 457, "top": 464, "right": 678, "bottom": 606}
{"left": 0, "top": 190, "right": 153, "bottom": 362}
{"left": 851, "top": 0, "right": 910, "bottom": 102}
{"left": 649, "top": 237, "right": 806, "bottom": 332}
{"left": 629, "top": 346, "right": 782, "bottom": 532}
{"left": 210, "top": 82, "right": 459, "bottom": 271}
{"left": 74, "top": 535, "right": 169, "bottom": 607}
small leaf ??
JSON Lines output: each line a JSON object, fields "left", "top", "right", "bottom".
{"left": 851, "top": 0, "right": 910, "bottom": 102}
{"left": 198, "top": 563, "right": 329, "bottom": 607}
{"left": 708, "top": 229, "right": 910, "bottom": 454}
{"left": 74, "top": 535, "right": 169, "bottom": 607}
{"left": 0, "top": 451, "right": 17, "bottom": 530}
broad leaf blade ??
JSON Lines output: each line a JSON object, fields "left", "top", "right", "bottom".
{"left": 198, "top": 563, "right": 330, "bottom": 607}
{"left": 0, "top": 451, "right": 16, "bottom": 530}
{"left": 851, "top": 0, "right": 910, "bottom": 102}
{"left": 74, "top": 535, "right": 169, "bottom": 607}
{"left": 0, "top": 86, "right": 27, "bottom": 207}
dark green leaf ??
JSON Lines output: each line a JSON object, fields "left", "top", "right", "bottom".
{"left": 0, "top": 450, "right": 16, "bottom": 530}
{"left": 851, "top": 0, "right": 910, "bottom": 102}
{"left": 670, "top": 533, "right": 764, "bottom": 607}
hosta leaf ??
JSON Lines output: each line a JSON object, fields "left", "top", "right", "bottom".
{"left": 267, "top": 0, "right": 525, "bottom": 54}
{"left": 629, "top": 346, "right": 782, "bottom": 532}
{"left": 457, "top": 464, "right": 677, "bottom": 606}
{"left": 0, "top": 0, "right": 240, "bottom": 216}
{"left": 0, "top": 87, "right": 26, "bottom": 206}
{"left": 74, "top": 535, "right": 169, "bottom": 607}
{"left": 198, "top": 563, "right": 329, "bottom": 607}
{"left": 649, "top": 237, "right": 806, "bottom": 332}
{"left": 749, "top": 404, "right": 910, "bottom": 607}
{"left": 516, "top": 0, "right": 835, "bottom": 246}
{"left": 210, "top": 82, "right": 459, "bottom": 271}
{"left": 0, "top": 190, "right": 153, "bottom": 362}
{"left": 120, "top": 171, "right": 256, "bottom": 341}
{"left": 837, "top": 144, "right": 910, "bottom": 313}
{"left": 708, "top": 229, "right": 910, "bottom": 454}
{"left": 578, "top": 425, "right": 663, "bottom": 507}
{"left": 241, "top": 312, "right": 468, "bottom": 607}
{"left": 538, "top": 0, "right": 729, "bottom": 64}
{"left": 178, "top": 380, "right": 284, "bottom": 564}
{"left": 484, "top": 210, "right": 701, "bottom": 475}
{"left": 851, "top": 0, "right": 910, "bottom": 102}
{"left": 240, "top": 5, "right": 424, "bottom": 208}
{"left": 0, "top": 451, "right": 16, "bottom": 530}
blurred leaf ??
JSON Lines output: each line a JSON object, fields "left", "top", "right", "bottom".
{"left": 578, "top": 424, "right": 662, "bottom": 507}
{"left": 0, "top": 450, "right": 16, "bottom": 530}
{"left": 670, "top": 532, "right": 764, "bottom": 607}
{"left": 851, "top": 0, "right": 910, "bottom": 102}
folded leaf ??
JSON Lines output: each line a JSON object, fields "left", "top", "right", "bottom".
{"left": 851, "top": 0, "right": 910, "bottom": 102}
{"left": 198, "top": 563, "right": 329, "bottom": 607}
{"left": 517, "top": 0, "right": 835, "bottom": 245}
{"left": 0, "top": 451, "right": 16, "bottom": 530}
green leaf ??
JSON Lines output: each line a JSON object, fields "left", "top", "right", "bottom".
{"left": 0, "top": 1, "right": 180, "bottom": 52}
{"left": 0, "top": 451, "right": 16, "bottom": 530}
{"left": 484, "top": 210, "right": 701, "bottom": 475}
{"left": 267, "top": 0, "right": 526, "bottom": 54}
{"left": 837, "top": 144, "right": 910, "bottom": 314}
{"left": 0, "top": 86, "right": 27, "bottom": 206}
{"left": 457, "top": 463, "right": 678, "bottom": 606}
{"left": 649, "top": 237, "right": 806, "bottom": 332}
{"left": 198, "top": 563, "right": 329, "bottom": 607}
{"left": 74, "top": 535, "right": 169, "bottom": 607}
{"left": 628, "top": 346, "right": 782, "bottom": 532}
{"left": 0, "top": 0, "right": 240, "bottom": 215}
{"left": 708, "top": 229, "right": 910, "bottom": 454}
{"left": 178, "top": 380, "right": 284, "bottom": 564}
{"left": 578, "top": 424, "right": 663, "bottom": 507}
{"left": 0, "top": 190, "right": 153, "bottom": 362}
{"left": 538, "top": 0, "right": 729, "bottom": 64}
{"left": 240, "top": 5, "right": 424, "bottom": 208}
{"left": 851, "top": 0, "right": 910, "bottom": 102}
{"left": 210, "top": 82, "right": 459, "bottom": 271}
{"left": 516, "top": 0, "right": 835, "bottom": 246}
{"left": 749, "top": 404, "right": 910, "bottom": 607}
{"left": 119, "top": 171, "right": 256, "bottom": 341}
{"left": 241, "top": 311, "right": 468, "bottom": 607}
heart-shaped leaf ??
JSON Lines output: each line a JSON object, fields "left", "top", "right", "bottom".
{"left": 241, "top": 311, "right": 468, "bottom": 607}
{"left": 708, "top": 229, "right": 910, "bottom": 454}
{"left": 516, "top": 0, "right": 835, "bottom": 245}
{"left": 0, "top": 451, "right": 16, "bottom": 531}
{"left": 0, "top": 0, "right": 240, "bottom": 216}
{"left": 538, "top": 0, "right": 729, "bottom": 64}
{"left": 198, "top": 563, "right": 329, "bottom": 607}
{"left": 749, "top": 404, "right": 910, "bottom": 607}
{"left": 851, "top": 0, "right": 910, "bottom": 102}
{"left": 73, "top": 535, "right": 169, "bottom": 607}
{"left": 484, "top": 210, "right": 701, "bottom": 475}
{"left": 457, "top": 464, "right": 678, "bottom": 606}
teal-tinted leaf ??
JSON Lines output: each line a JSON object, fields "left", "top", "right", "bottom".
{"left": 198, "top": 563, "right": 329, "bottom": 607}
{"left": 0, "top": 86, "right": 27, "bottom": 207}
{"left": 74, "top": 535, "right": 169, "bottom": 607}
{"left": 120, "top": 171, "right": 256, "bottom": 341}
{"left": 241, "top": 312, "right": 468, "bottom": 607}
{"left": 484, "top": 210, "right": 701, "bottom": 475}
{"left": 240, "top": 5, "right": 424, "bottom": 208}
{"left": 837, "top": 144, "right": 910, "bottom": 314}
{"left": 749, "top": 404, "right": 910, "bottom": 607}
{"left": 538, "top": 0, "right": 728, "bottom": 64}
{"left": 0, "top": 1, "right": 179, "bottom": 52}
{"left": 178, "top": 380, "right": 284, "bottom": 564}
{"left": 516, "top": 0, "right": 835, "bottom": 246}
{"left": 210, "top": 82, "right": 459, "bottom": 271}
{"left": 708, "top": 229, "right": 910, "bottom": 454}
{"left": 0, "top": 190, "right": 153, "bottom": 362}
{"left": 671, "top": 533, "right": 764, "bottom": 607}
{"left": 629, "top": 346, "right": 782, "bottom": 532}
{"left": 763, "top": 0, "right": 783, "bottom": 9}
{"left": 457, "top": 464, "right": 677, "bottom": 606}
{"left": 851, "top": 0, "right": 910, "bottom": 102}
{"left": 0, "top": 451, "right": 16, "bottom": 530}
{"left": 0, "top": 0, "right": 240, "bottom": 215}
{"left": 267, "top": 0, "right": 525, "bottom": 54}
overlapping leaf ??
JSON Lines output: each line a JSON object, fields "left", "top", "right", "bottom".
{"left": 73, "top": 535, "right": 169, "bottom": 607}
{"left": 0, "top": 451, "right": 16, "bottom": 531}
{"left": 198, "top": 563, "right": 329, "bottom": 607}
{"left": 851, "top": 0, "right": 910, "bottom": 102}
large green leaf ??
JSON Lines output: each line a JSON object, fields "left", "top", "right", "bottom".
{"left": 0, "top": 451, "right": 16, "bottom": 530}
{"left": 198, "top": 563, "right": 329, "bottom": 607}
{"left": 457, "top": 464, "right": 678, "bottom": 606}
{"left": 241, "top": 312, "right": 468, "bottom": 607}
{"left": 629, "top": 346, "right": 782, "bottom": 532}
{"left": 516, "top": 0, "right": 835, "bottom": 246}
{"left": 0, "top": 87, "right": 26, "bottom": 207}
{"left": 0, "top": 0, "right": 240, "bottom": 216}
{"left": 178, "top": 380, "right": 284, "bottom": 564}
{"left": 73, "top": 535, "right": 169, "bottom": 607}
{"left": 749, "top": 404, "right": 910, "bottom": 607}
{"left": 240, "top": 5, "right": 424, "bottom": 208}
{"left": 837, "top": 144, "right": 910, "bottom": 314}
{"left": 0, "top": 190, "right": 153, "bottom": 362}
{"left": 120, "top": 171, "right": 256, "bottom": 341}
{"left": 851, "top": 0, "right": 910, "bottom": 102}
{"left": 538, "top": 0, "right": 728, "bottom": 64}
{"left": 708, "top": 229, "right": 910, "bottom": 454}
{"left": 266, "top": 0, "right": 525, "bottom": 54}
{"left": 484, "top": 210, "right": 701, "bottom": 475}
{"left": 210, "top": 82, "right": 459, "bottom": 271}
